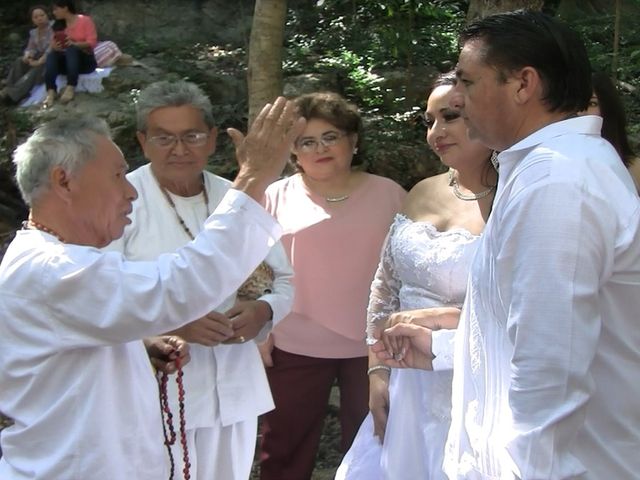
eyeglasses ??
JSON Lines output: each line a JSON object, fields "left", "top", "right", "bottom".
{"left": 146, "top": 132, "right": 210, "bottom": 149}
{"left": 294, "top": 131, "right": 347, "bottom": 154}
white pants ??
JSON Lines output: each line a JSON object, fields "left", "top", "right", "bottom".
{"left": 168, "top": 417, "right": 258, "bottom": 480}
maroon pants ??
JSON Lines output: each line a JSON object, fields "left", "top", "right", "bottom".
{"left": 259, "top": 347, "right": 368, "bottom": 480}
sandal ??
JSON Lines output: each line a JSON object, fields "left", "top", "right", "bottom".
{"left": 43, "top": 90, "right": 56, "bottom": 108}
{"left": 59, "top": 86, "right": 75, "bottom": 104}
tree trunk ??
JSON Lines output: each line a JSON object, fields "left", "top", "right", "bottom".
{"left": 466, "top": 0, "right": 544, "bottom": 22}
{"left": 611, "top": 0, "right": 621, "bottom": 79}
{"left": 247, "top": 0, "right": 288, "bottom": 125}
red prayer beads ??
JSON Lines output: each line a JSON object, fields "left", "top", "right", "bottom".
{"left": 157, "top": 356, "right": 190, "bottom": 480}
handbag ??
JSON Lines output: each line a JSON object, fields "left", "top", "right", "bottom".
{"left": 236, "top": 261, "right": 275, "bottom": 301}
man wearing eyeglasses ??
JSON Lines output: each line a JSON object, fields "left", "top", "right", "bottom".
{"left": 106, "top": 80, "right": 295, "bottom": 479}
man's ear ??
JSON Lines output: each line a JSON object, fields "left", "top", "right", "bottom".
{"left": 49, "top": 165, "right": 73, "bottom": 204}
{"left": 512, "top": 66, "right": 541, "bottom": 105}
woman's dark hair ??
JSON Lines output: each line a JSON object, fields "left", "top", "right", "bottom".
{"left": 431, "top": 71, "right": 457, "bottom": 93}
{"left": 52, "top": 0, "right": 77, "bottom": 14}
{"left": 459, "top": 10, "right": 592, "bottom": 113}
{"left": 592, "top": 72, "right": 635, "bottom": 167}
{"left": 291, "top": 91, "right": 364, "bottom": 169}
{"left": 28, "top": 5, "right": 49, "bottom": 20}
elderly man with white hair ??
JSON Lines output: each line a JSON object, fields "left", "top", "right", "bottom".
{"left": 0, "top": 100, "right": 304, "bottom": 480}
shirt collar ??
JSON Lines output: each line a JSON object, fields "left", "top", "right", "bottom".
{"left": 495, "top": 115, "right": 603, "bottom": 181}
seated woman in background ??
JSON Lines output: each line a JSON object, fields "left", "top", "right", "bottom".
{"left": 582, "top": 71, "right": 640, "bottom": 192}
{"left": 0, "top": 5, "right": 53, "bottom": 105}
{"left": 43, "top": 0, "right": 97, "bottom": 107}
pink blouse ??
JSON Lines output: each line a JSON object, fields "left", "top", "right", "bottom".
{"left": 66, "top": 14, "right": 98, "bottom": 49}
{"left": 265, "top": 173, "right": 406, "bottom": 358}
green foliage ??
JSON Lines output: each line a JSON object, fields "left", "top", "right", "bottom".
{"left": 566, "top": 13, "right": 640, "bottom": 140}
{"left": 316, "top": 49, "right": 385, "bottom": 108}
{"left": 286, "top": 0, "right": 464, "bottom": 74}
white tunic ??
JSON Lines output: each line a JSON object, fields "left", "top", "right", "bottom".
{"left": 445, "top": 116, "right": 640, "bottom": 479}
{"left": 0, "top": 190, "right": 281, "bottom": 480}
{"left": 110, "top": 164, "right": 293, "bottom": 430}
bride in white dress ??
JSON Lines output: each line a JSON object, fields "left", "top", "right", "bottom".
{"left": 336, "top": 72, "right": 497, "bottom": 480}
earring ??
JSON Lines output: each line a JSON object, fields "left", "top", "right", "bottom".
{"left": 490, "top": 151, "right": 499, "bottom": 170}
{"left": 353, "top": 147, "right": 359, "bottom": 154}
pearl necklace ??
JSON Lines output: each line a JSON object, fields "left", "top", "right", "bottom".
{"left": 448, "top": 169, "right": 496, "bottom": 201}
{"left": 325, "top": 194, "right": 350, "bottom": 203}
{"left": 23, "top": 219, "right": 66, "bottom": 242}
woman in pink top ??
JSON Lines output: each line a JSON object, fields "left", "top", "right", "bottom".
{"left": 44, "top": 0, "right": 97, "bottom": 107}
{"left": 258, "top": 92, "right": 406, "bottom": 480}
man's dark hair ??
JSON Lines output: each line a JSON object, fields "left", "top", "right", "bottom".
{"left": 459, "top": 9, "right": 592, "bottom": 113}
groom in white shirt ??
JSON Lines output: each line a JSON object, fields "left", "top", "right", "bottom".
{"left": 373, "top": 9, "right": 640, "bottom": 480}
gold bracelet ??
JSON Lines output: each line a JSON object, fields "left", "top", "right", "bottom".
{"left": 367, "top": 364, "right": 391, "bottom": 375}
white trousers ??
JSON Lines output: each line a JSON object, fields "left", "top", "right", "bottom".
{"left": 168, "top": 417, "right": 258, "bottom": 480}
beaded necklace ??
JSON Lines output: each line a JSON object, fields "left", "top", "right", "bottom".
{"left": 23, "top": 219, "right": 66, "bottom": 242}
{"left": 157, "top": 357, "right": 190, "bottom": 480}
{"left": 157, "top": 176, "right": 210, "bottom": 241}
{"left": 152, "top": 173, "right": 209, "bottom": 479}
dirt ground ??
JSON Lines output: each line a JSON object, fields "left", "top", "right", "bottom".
{"left": 250, "top": 385, "right": 343, "bottom": 480}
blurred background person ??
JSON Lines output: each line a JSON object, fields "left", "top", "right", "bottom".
{"left": 258, "top": 91, "right": 406, "bottom": 480}
{"left": 579, "top": 71, "right": 640, "bottom": 192}
{"left": 43, "top": 0, "right": 97, "bottom": 106}
{"left": 1, "top": 5, "right": 52, "bottom": 105}
{"left": 337, "top": 72, "right": 495, "bottom": 480}
{"left": 107, "top": 80, "right": 294, "bottom": 479}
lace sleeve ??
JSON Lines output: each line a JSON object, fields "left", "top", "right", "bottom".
{"left": 366, "top": 217, "right": 402, "bottom": 344}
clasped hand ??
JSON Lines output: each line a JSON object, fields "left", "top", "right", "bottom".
{"left": 166, "top": 300, "right": 272, "bottom": 346}
{"left": 144, "top": 335, "right": 191, "bottom": 374}
{"left": 372, "top": 307, "right": 461, "bottom": 370}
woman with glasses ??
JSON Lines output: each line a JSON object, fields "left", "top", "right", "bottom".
{"left": 258, "top": 91, "right": 406, "bottom": 480}
{"left": 336, "top": 72, "right": 496, "bottom": 480}
{"left": 107, "top": 80, "right": 294, "bottom": 480}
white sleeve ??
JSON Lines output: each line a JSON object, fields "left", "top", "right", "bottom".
{"left": 431, "top": 329, "right": 456, "bottom": 371}
{"left": 497, "top": 181, "right": 612, "bottom": 479}
{"left": 42, "top": 189, "right": 282, "bottom": 348}
{"left": 366, "top": 222, "right": 401, "bottom": 343}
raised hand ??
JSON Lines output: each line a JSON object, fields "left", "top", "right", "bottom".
{"left": 228, "top": 97, "right": 306, "bottom": 201}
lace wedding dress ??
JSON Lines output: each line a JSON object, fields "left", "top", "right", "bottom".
{"left": 336, "top": 214, "right": 480, "bottom": 480}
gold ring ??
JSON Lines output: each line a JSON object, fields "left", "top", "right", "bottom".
{"left": 238, "top": 335, "right": 246, "bottom": 343}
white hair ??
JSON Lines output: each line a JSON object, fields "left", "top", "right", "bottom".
{"left": 13, "top": 115, "right": 111, "bottom": 206}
